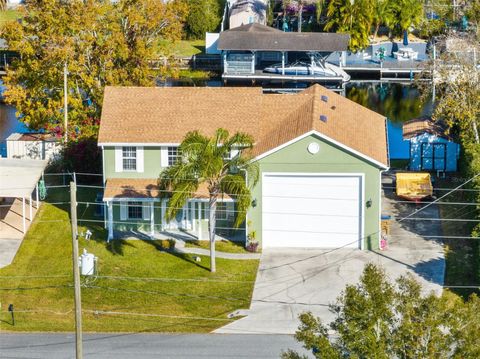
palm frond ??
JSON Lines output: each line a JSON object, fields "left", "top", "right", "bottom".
{"left": 164, "top": 181, "right": 198, "bottom": 222}
{"left": 220, "top": 174, "right": 252, "bottom": 228}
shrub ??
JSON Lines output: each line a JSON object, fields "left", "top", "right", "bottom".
{"left": 159, "top": 239, "right": 176, "bottom": 250}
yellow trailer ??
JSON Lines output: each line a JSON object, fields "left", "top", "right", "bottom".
{"left": 396, "top": 172, "right": 433, "bottom": 202}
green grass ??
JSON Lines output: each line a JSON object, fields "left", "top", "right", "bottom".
{"left": 157, "top": 39, "right": 205, "bottom": 57}
{"left": 0, "top": 10, "right": 20, "bottom": 27}
{"left": 436, "top": 176, "right": 480, "bottom": 298}
{"left": 0, "top": 187, "right": 258, "bottom": 332}
{"left": 185, "top": 240, "right": 251, "bottom": 254}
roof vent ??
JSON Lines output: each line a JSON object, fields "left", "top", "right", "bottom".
{"left": 321, "top": 95, "right": 328, "bottom": 102}
{"left": 320, "top": 115, "right": 328, "bottom": 123}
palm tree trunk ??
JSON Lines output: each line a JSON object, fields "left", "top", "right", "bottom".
{"left": 208, "top": 192, "right": 218, "bottom": 273}
{"left": 298, "top": 3, "right": 303, "bottom": 32}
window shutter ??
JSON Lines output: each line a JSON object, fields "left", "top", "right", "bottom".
{"left": 143, "top": 202, "right": 151, "bottom": 220}
{"left": 136, "top": 146, "right": 144, "bottom": 173}
{"left": 120, "top": 202, "right": 127, "bottom": 221}
{"left": 160, "top": 147, "right": 168, "bottom": 167}
{"left": 115, "top": 147, "right": 123, "bottom": 172}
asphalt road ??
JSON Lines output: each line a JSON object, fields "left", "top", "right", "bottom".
{"left": 0, "top": 333, "right": 312, "bottom": 359}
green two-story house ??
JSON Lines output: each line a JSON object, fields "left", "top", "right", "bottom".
{"left": 98, "top": 84, "right": 388, "bottom": 249}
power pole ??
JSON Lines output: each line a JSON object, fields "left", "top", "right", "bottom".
{"left": 70, "top": 181, "right": 83, "bottom": 359}
{"left": 64, "top": 62, "right": 69, "bottom": 143}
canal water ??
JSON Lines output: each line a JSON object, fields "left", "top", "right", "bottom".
{"left": 0, "top": 82, "right": 430, "bottom": 159}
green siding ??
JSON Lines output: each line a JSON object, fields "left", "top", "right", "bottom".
{"left": 103, "top": 146, "right": 164, "bottom": 179}
{"left": 247, "top": 134, "right": 383, "bottom": 250}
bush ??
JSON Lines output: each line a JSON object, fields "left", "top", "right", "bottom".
{"left": 158, "top": 239, "right": 176, "bottom": 250}
{"left": 185, "top": 0, "right": 222, "bottom": 39}
{"left": 49, "top": 137, "right": 101, "bottom": 181}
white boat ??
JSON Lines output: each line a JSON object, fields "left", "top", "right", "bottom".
{"left": 264, "top": 60, "right": 351, "bottom": 82}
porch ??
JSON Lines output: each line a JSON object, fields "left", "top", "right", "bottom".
{"left": 103, "top": 178, "right": 246, "bottom": 242}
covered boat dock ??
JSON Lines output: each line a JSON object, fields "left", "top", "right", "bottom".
{"left": 217, "top": 23, "right": 350, "bottom": 83}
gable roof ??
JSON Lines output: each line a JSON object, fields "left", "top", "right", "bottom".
{"left": 217, "top": 23, "right": 350, "bottom": 52}
{"left": 403, "top": 117, "right": 451, "bottom": 140}
{"left": 99, "top": 85, "right": 388, "bottom": 168}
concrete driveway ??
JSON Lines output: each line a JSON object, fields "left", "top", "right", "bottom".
{"left": 215, "top": 176, "right": 445, "bottom": 334}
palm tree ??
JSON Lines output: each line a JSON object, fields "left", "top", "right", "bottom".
{"left": 158, "top": 128, "right": 259, "bottom": 273}
{"left": 371, "top": 0, "right": 396, "bottom": 42}
{"left": 394, "top": 0, "right": 423, "bottom": 45}
{"left": 325, "top": 0, "right": 374, "bottom": 51}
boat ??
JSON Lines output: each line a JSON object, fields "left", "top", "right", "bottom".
{"left": 395, "top": 172, "right": 433, "bottom": 202}
{"left": 263, "top": 60, "right": 351, "bottom": 82}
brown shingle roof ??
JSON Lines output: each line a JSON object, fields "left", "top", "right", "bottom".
{"left": 217, "top": 23, "right": 350, "bottom": 52}
{"left": 104, "top": 178, "right": 231, "bottom": 200}
{"left": 403, "top": 117, "right": 449, "bottom": 140}
{"left": 99, "top": 84, "right": 388, "bottom": 167}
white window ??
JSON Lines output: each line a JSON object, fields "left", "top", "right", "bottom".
{"left": 168, "top": 146, "right": 181, "bottom": 166}
{"left": 128, "top": 201, "right": 143, "bottom": 219}
{"left": 122, "top": 147, "right": 137, "bottom": 171}
{"left": 216, "top": 202, "right": 228, "bottom": 220}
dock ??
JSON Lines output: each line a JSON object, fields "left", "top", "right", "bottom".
{"left": 222, "top": 70, "right": 345, "bottom": 83}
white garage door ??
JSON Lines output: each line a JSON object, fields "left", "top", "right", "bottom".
{"left": 262, "top": 173, "right": 363, "bottom": 249}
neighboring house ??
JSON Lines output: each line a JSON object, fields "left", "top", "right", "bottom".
{"left": 228, "top": 0, "right": 267, "bottom": 29}
{"left": 98, "top": 85, "right": 388, "bottom": 250}
{"left": 6, "top": 133, "right": 61, "bottom": 161}
{"left": 403, "top": 118, "right": 459, "bottom": 172}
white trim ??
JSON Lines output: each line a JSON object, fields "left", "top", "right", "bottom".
{"left": 103, "top": 197, "right": 159, "bottom": 202}
{"left": 136, "top": 146, "right": 144, "bottom": 173}
{"left": 102, "top": 196, "right": 234, "bottom": 203}
{"left": 114, "top": 146, "right": 123, "bottom": 173}
{"left": 261, "top": 172, "right": 365, "bottom": 249}
{"left": 149, "top": 202, "right": 155, "bottom": 237}
{"left": 102, "top": 146, "right": 107, "bottom": 229}
{"left": 108, "top": 201, "right": 113, "bottom": 240}
{"left": 99, "top": 142, "right": 181, "bottom": 147}
{"left": 160, "top": 146, "right": 168, "bottom": 167}
{"left": 120, "top": 202, "right": 127, "bottom": 221}
{"left": 253, "top": 130, "right": 388, "bottom": 169}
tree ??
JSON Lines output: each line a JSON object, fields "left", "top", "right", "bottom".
{"left": 392, "top": 0, "right": 423, "bottom": 45}
{"left": 158, "top": 129, "right": 259, "bottom": 273}
{"left": 1, "top": 0, "right": 187, "bottom": 139}
{"left": 282, "top": 263, "right": 480, "bottom": 358}
{"left": 466, "top": 0, "right": 480, "bottom": 39}
{"left": 185, "top": 0, "right": 221, "bottom": 39}
{"left": 325, "top": 0, "right": 374, "bottom": 51}
{"left": 371, "top": 0, "right": 395, "bottom": 41}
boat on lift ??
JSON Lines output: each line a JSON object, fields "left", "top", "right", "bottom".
{"left": 263, "top": 57, "right": 351, "bottom": 82}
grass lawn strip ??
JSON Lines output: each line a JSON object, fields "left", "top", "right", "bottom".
{"left": 184, "top": 240, "right": 253, "bottom": 254}
{"left": 0, "top": 187, "right": 258, "bottom": 332}
{"left": 436, "top": 176, "right": 480, "bottom": 298}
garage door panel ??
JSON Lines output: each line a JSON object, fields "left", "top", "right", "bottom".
{"left": 262, "top": 174, "right": 362, "bottom": 249}
{"left": 263, "top": 198, "right": 360, "bottom": 216}
{"left": 264, "top": 213, "right": 360, "bottom": 232}
{"left": 263, "top": 185, "right": 359, "bottom": 200}
{"left": 263, "top": 230, "right": 359, "bottom": 248}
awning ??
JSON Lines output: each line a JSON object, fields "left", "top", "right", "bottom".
{"left": 218, "top": 23, "right": 350, "bottom": 52}
{"left": 103, "top": 178, "right": 232, "bottom": 201}
{"left": 0, "top": 158, "right": 48, "bottom": 198}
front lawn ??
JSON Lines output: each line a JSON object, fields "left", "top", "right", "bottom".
{"left": 0, "top": 187, "right": 258, "bottom": 332}
{"left": 185, "top": 240, "right": 252, "bottom": 254}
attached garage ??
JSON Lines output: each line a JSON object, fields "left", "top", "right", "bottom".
{"left": 262, "top": 173, "right": 363, "bottom": 249}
